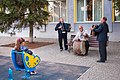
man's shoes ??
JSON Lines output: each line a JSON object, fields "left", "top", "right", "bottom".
{"left": 60, "top": 49, "right": 63, "bottom": 51}
{"left": 97, "top": 60, "right": 105, "bottom": 63}
{"left": 84, "top": 52, "right": 88, "bottom": 56}
{"left": 65, "top": 48, "right": 68, "bottom": 50}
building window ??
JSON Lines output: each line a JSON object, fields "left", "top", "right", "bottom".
{"left": 114, "top": 10, "right": 120, "bottom": 21}
{"left": 48, "top": 0, "right": 66, "bottom": 22}
{"left": 77, "top": 0, "right": 102, "bottom": 22}
{"left": 114, "top": 0, "right": 120, "bottom": 21}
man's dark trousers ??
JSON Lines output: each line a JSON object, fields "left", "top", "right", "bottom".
{"left": 58, "top": 33, "right": 68, "bottom": 50}
{"left": 99, "top": 41, "right": 107, "bottom": 61}
{"left": 85, "top": 41, "right": 89, "bottom": 55}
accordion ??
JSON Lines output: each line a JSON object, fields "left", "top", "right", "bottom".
{"left": 66, "top": 23, "right": 71, "bottom": 32}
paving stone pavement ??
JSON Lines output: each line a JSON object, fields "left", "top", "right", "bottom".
{"left": 0, "top": 36, "right": 120, "bottom": 80}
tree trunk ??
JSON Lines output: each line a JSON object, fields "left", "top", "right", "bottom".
{"left": 29, "top": 24, "right": 33, "bottom": 43}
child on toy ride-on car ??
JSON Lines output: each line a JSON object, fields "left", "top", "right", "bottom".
{"left": 14, "top": 37, "right": 36, "bottom": 75}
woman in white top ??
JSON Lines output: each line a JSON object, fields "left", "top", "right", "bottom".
{"left": 73, "top": 26, "right": 89, "bottom": 55}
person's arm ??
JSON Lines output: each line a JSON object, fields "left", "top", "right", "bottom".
{"left": 14, "top": 45, "right": 19, "bottom": 51}
{"left": 55, "top": 23, "right": 61, "bottom": 31}
{"left": 14, "top": 43, "right": 21, "bottom": 51}
{"left": 72, "top": 32, "right": 79, "bottom": 42}
{"left": 93, "top": 24, "right": 103, "bottom": 33}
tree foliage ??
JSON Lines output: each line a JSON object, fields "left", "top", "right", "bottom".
{"left": 0, "top": 0, "right": 49, "bottom": 42}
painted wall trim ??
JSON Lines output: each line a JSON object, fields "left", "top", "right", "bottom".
{"left": 74, "top": 0, "right": 77, "bottom": 23}
{"left": 102, "top": 0, "right": 104, "bottom": 17}
{"left": 112, "top": 0, "right": 115, "bottom": 22}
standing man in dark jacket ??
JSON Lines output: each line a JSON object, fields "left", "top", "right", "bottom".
{"left": 91, "top": 17, "right": 109, "bottom": 63}
{"left": 55, "top": 18, "right": 69, "bottom": 51}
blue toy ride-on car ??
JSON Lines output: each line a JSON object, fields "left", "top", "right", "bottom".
{"left": 11, "top": 49, "right": 40, "bottom": 79}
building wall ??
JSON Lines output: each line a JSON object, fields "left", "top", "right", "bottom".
{"left": 104, "top": 0, "right": 113, "bottom": 32}
{"left": 0, "top": 0, "right": 120, "bottom": 42}
{"left": 104, "top": 0, "right": 120, "bottom": 42}
{"left": 109, "top": 22, "right": 120, "bottom": 41}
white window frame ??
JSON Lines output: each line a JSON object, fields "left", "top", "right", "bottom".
{"left": 114, "top": 9, "right": 120, "bottom": 22}
{"left": 48, "top": 0, "right": 67, "bottom": 22}
{"left": 114, "top": 1, "right": 120, "bottom": 22}
{"left": 77, "top": 0, "right": 103, "bottom": 22}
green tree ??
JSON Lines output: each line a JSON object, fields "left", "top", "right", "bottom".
{"left": 0, "top": 0, "right": 49, "bottom": 42}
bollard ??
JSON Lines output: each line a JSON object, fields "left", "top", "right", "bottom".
{"left": 8, "top": 68, "right": 13, "bottom": 80}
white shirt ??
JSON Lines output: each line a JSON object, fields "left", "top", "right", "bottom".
{"left": 72, "top": 30, "right": 89, "bottom": 41}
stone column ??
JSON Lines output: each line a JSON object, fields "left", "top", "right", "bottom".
{"left": 104, "top": 0, "right": 113, "bottom": 32}
{"left": 67, "top": 0, "right": 75, "bottom": 32}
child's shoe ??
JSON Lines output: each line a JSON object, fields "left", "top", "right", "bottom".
{"left": 30, "top": 71, "right": 37, "bottom": 75}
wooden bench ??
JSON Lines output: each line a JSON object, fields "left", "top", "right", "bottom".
{"left": 89, "top": 36, "right": 109, "bottom": 47}
{"left": 89, "top": 36, "right": 99, "bottom": 47}
{"left": 68, "top": 35, "right": 99, "bottom": 52}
